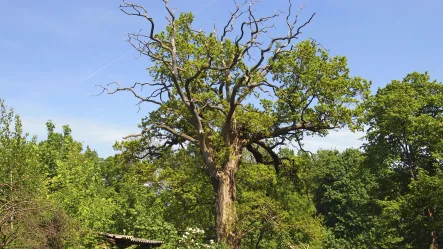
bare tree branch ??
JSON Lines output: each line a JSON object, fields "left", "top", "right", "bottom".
{"left": 122, "top": 123, "right": 198, "bottom": 144}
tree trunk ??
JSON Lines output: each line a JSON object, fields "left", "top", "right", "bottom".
{"left": 215, "top": 160, "right": 241, "bottom": 249}
{"left": 429, "top": 207, "right": 439, "bottom": 249}
{"left": 9, "top": 167, "right": 13, "bottom": 230}
{"left": 431, "top": 231, "right": 439, "bottom": 249}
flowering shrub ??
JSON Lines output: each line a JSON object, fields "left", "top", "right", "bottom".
{"left": 176, "top": 227, "right": 216, "bottom": 249}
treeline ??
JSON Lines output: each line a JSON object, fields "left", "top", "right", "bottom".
{"left": 0, "top": 71, "right": 442, "bottom": 248}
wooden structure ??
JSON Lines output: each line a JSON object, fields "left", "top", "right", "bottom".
{"left": 103, "top": 233, "right": 163, "bottom": 249}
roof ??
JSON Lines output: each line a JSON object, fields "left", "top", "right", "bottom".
{"left": 103, "top": 233, "right": 163, "bottom": 248}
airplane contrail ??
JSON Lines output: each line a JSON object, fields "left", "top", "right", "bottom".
{"left": 194, "top": 0, "right": 220, "bottom": 15}
{"left": 79, "top": 48, "right": 134, "bottom": 84}
{"left": 80, "top": 0, "right": 220, "bottom": 84}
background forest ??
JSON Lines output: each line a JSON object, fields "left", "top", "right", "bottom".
{"left": 1, "top": 71, "right": 442, "bottom": 248}
{"left": 1, "top": 1, "right": 443, "bottom": 249}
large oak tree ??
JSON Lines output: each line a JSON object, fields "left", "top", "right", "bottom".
{"left": 101, "top": 0, "right": 370, "bottom": 247}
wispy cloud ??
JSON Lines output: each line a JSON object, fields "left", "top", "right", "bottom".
{"left": 20, "top": 112, "right": 364, "bottom": 158}
{"left": 20, "top": 115, "right": 138, "bottom": 157}
{"left": 303, "top": 129, "right": 365, "bottom": 152}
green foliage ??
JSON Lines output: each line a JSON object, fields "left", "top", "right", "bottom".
{"left": 145, "top": 148, "right": 215, "bottom": 233}
{"left": 363, "top": 72, "right": 443, "bottom": 248}
{"left": 1, "top": 6, "right": 443, "bottom": 247}
{"left": 101, "top": 155, "right": 178, "bottom": 245}
{"left": 236, "top": 150, "right": 326, "bottom": 249}
{"left": 0, "top": 99, "right": 73, "bottom": 248}
{"left": 138, "top": 31, "right": 370, "bottom": 162}
{"left": 399, "top": 169, "right": 443, "bottom": 248}
{"left": 112, "top": 6, "right": 370, "bottom": 246}
{"left": 0, "top": 99, "right": 43, "bottom": 198}
{"left": 269, "top": 40, "right": 371, "bottom": 134}
{"left": 40, "top": 123, "right": 118, "bottom": 236}
{"left": 309, "top": 149, "right": 378, "bottom": 248}
{"left": 364, "top": 72, "right": 443, "bottom": 184}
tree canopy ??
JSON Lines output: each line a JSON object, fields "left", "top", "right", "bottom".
{"left": 1, "top": 1, "right": 442, "bottom": 249}
{"left": 100, "top": 1, "right": 369, "bottom": 246}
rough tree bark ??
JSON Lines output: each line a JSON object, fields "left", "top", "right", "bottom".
{"left": 202, "top": 121, "right": 243, "bottom": 247}
{"left": 431, "top": 230, "right": 439, "bottom": 249}
{"left": 215, "top": 163, "right": 239, "bottom": 248}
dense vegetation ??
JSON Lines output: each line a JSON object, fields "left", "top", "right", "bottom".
{"left": 1, "top": 71, "right": 442, "bottom": 248}
{"left": 1, "top": 1, "right": 443, "bottom": 248}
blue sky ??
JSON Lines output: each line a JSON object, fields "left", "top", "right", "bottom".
{"left": 1, "top": 0, "right": 442, "bottom": 157}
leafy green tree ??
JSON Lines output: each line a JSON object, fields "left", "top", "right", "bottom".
{"left": 101, "top": 1, "right": 370, "bottom": 246}
{"left": 370, "top": 169, "right": 443, "bottom": 249}
{"left": 100, "top": 154, "right": 178, "bottom": 247}
{"left": 364, "top": 72, "right": 443, "bottom": 184}
{"left": 0, "top": 100, "right": 71, "bottom": 248}
{"left": 148, "top": 148, "right": 214, "bottom": 234}
{"left": 237, "top": 149, "right": 325, "bottom": 249}
{"left": 39, "top": 122, "right": 119, "bottom": 246}
{"left": 115, "top": 139, "right": 326, "bottom": 248}
{"left": 399, "top": 169, "right": 443, "bottom": 248}
{"left": 364, "top": 72, "right": 443, "bottom": 248}
{"left": 308, "top": 149, "right": 378, "bottom": 248}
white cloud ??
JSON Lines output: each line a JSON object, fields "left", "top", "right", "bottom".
{"left": 302, "top": 129, "right": 365, "bottom": 152}
{"left": 19, "top": 113, "right": 365, "bottom": 158}
{"left": 20, "top": 115, "right": 138, "bottom": 158}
